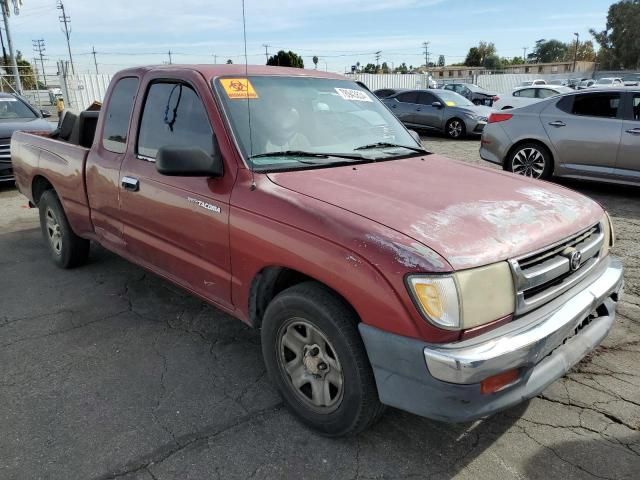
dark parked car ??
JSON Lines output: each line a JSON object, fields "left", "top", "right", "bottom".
{"left": 443, "top": 83, "right": 497, "bottom": 106}
{"left": 0, "top": 93, "right": 55, "bottom": 183}
{"left": 481, "top": 88, "right": 640, "bottom": 184}
{"left": 382, "top": 89, "right": 492, "bottom": 138}
{"left": 373, "top": 88, "right": 401, "bottom": 98}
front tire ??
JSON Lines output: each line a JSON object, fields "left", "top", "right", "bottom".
{"left": 506, "top": 142, "right": 553, "bottom": 180}
{"left": 38, "top": 190, "right": 90, "bottom": 268}
{"left": 261, "top": 282, "right": 384, "bottom": 436}
{"left": 445, "top": 118, "right": 466, "bottom": 139}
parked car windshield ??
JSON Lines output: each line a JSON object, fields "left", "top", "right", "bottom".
{"left": 214, "top": 76, "right": 420, "bottom": 171}
{"left": 0, "top": 96, "right": 37, "bottom": 119}
{"left": 596, "top": 78, "right": 614, "bottom": 84}
{"left": 433, "top": 90, "right": 474, "bottom": 107}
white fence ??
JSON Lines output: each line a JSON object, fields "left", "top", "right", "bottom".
{"left": 347, "top": 73, "right": 436, "bottom": 90}
{"left": 60, "top": 73, "right": 113, "bottom": 110}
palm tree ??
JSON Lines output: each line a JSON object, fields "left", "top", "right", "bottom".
{"left": 313, "top": 56, "right": 318, "bottom": 69}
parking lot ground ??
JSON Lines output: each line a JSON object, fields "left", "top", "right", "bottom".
{"left": 1, "top": 137, "right": 639, "bottom": 479}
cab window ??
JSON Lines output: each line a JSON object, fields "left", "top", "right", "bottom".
{"left": 102, "top": 77, "right": 139, "bottom": 153}
{"left": 137, "top": 82, "right": 214, "bottom": 159}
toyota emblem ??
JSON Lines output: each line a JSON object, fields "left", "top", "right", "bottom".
{"left": 570, "top": 250, "right": 582, "bottom": 271}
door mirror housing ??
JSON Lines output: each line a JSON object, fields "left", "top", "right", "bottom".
{"left": 40, "top": 109, "right": 52, "bottom": 118}
{"left": 431, "top": 101, "right": 443, "bottom": 109}
{"left": 156, "top": 145, "right": 223, "bottom": 177}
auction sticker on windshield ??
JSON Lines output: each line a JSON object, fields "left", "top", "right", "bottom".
{"left": 220, "top": 78, "right": 259, "bottom": 99}
{"left": 335, "top": 88, "right": 373, "bottom": 102}
{"left": 445, "top": 101, "right": 456, "bottom": 106}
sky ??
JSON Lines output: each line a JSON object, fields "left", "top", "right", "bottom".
{"left": 4, "top": 0, "right": 614, "bottom": 76}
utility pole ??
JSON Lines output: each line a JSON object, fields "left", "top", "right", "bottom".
{"left": 91, "top": 45, "right": 98, "bottom": 74}
{"left": 374, "top": 50, "right": 381, "bottom": 72}
{"left": 168, "top": 50, "right": 172, "bottom": 64}
{"left": 212, "top": 53, "right": 217, "bottom": 64}
{"left": 573, "top": 32, "right": 579, "bottom": 73}
{"left": 522, "top": 47, "right": 527, "bottom": 63}
{"left": 32, "top": 58, "right": 42, "bottom": 106}
{"left": 57, "top": 1, "right": 75, "bottom": 74}
{"left": 423, "top": 41, "right": 430, "bottom": 69}
{"left": 32, "top": 39, "right": 48, "bottom": 87}
{"left": 1, "top": 1, "right": 22, "bottom": 93}
{"left": 0, "top": 23, "right": 7, "bottom": 64}
{"left": 262, "top": 44, "right": 270, "bottom": 63}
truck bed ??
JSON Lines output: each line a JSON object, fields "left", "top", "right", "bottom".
{"left": 12, "top": 131, "right": 93, "bottom": 236}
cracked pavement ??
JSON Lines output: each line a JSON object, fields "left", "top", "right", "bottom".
{"left": 1, "top": 136, "right": 639, "bottom": 479}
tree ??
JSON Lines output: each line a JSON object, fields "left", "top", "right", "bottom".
{"left": 2, "top": 51, "right": 36, "bottom": 90}
{"left": 393, "top": 62, "right": 408, "bottom": 74}
{"left": 590, "top": 0, "right": 640, "bottom": 70}
{"left": 483, "top": 54, "right": 503, "bottom": 70}
{"left": 508, "top": 56, "right": 524, "bottom": 65}
{"left": 380, "top": 61, "right": 390, "bottom": 74}
{"left": 529, "top": 39, "right": 568, "bottom": 63}
{"left": 362, "top": 63, "right": 377, "bottom": 73}
{"left": 464, "top": 47, "right": 482, "bottom": 66}
{"left": 266, "top": 50, "right": 304, "bottom": 68}
{"left": 465, "top": 42, "right": 498, "bottom": 68}
{"left": 437, "top": 55, "right": 445, "bottom": 67}
{"left": 312, "top": 56, "right": 318, "bottom": 69}
{"left": 226, "top": 59, "right": 233, "bottom": 64}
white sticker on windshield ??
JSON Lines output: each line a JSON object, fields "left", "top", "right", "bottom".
{"left": 335, "top": 88, "right": 373, "bottom": 102}
{"left": 0, "top": 98, "right": 17, "bottom": 102}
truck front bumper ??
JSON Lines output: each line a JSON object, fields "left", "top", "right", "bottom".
{"left": 359, "top": 255, "right": 623, "bottom": 423}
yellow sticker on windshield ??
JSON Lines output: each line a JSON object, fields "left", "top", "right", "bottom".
{"left": 220, "top": 78, "right": 258, "bottom": 99}
{"left": 445, "top": 101, "right": 456, "bottom": 106}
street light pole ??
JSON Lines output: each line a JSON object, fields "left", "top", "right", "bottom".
{"left": 573, "top": 32, "right": 579, "bottom": 73}
{"left": 1, "top": 2, "right": 22, "bottom": 94}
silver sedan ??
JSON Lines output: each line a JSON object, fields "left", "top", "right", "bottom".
{"left": 382, "top": 89, "right": 492, "bottom": 139}
{"left": 480, "top": 88, "right": 640, "bottom": 184}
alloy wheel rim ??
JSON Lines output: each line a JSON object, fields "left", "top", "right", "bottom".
{"left": 45, "top": 208, "right": 63, "bottom": 256}
{"left": 277, "top": 318, "right": 344, "bottom": 413}
{"left": 448, "top": 121, "right": 462, "bottom": 138}
{"left": 512, "top": 147, "right": 545, "bottom": 178}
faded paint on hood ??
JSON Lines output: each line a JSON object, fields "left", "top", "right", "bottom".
{"left": 267, "top": 155, "right": 603, "bottom": 270}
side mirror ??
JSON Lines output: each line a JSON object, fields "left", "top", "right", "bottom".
{"left": 431, "top": 101, "right": 443, "bottom": 109}
{"left": 408, "top": 129, "right": 421, "bottom": 144}
{"left": 156, "top": 145, "right": 223, "bottom": 177}
{"left": 41, "top": 109, "right": 52, "bottom": 118}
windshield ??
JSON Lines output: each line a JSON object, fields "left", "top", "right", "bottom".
{"left": 214, "top": 76, "right": 420, "bottom": 171}
{"left": 596, "top": 79, "right": 613, "bottom": 84}
{"left": 0, "top": 97, "right": 37, "bottom": 119}
{"left": 433, "top": 90, "right": 474, "bottom": 107}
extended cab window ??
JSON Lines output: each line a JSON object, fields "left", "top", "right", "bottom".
{"left": 103, "top": 77, "right": 139, "bottom": 153}
{"left": 137, "top": 82, "right": 213, "bottom": 159}
{"left": 572, "top": 93, "right": 620, "bottom": 118}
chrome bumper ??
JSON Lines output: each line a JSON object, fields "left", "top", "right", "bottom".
{"left": 423, "top": 255, "right": 623, "bottom": 384}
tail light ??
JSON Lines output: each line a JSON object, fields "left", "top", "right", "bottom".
{"left": 488, "top": 113, "right": 513, "bottom": 124}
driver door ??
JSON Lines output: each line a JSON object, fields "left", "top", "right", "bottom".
{"left": 415, "top": 91, "right": 443, "bottom": 129}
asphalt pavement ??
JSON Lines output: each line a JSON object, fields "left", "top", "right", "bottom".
{"left": 1, "top": 136, "right": 639, "bottom": 479}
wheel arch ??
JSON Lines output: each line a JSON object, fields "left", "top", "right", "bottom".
{"left": 504, "top": 138, "right": 555, "bottom": 174}
{"left": 31, "top": 174, "right": 55, "bottom": 205}
{"left": 248, "top": 266, "right": 359, "bottom": 329}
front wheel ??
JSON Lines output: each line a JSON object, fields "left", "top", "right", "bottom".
{"left": 445, "top": 118, "right": 466, "bottom": 139}
{"left": 506, "top": 142, "right": 553, "bottom": 180}
{"left": 261, "top": 282, "right": 384, "bottom": 436}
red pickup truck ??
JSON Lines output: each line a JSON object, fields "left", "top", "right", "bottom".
{"left": 12, "top": 65, "right": 623, "bottom": 436}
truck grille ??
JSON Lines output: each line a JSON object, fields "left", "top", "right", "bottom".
{"left": 509, "top": 223, "right": 604, "bottom": 315}
{"left": 0, "top": 138, "right": 10, "bottom": 165}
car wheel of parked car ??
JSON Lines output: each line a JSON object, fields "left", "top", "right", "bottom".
{"left": 38, "top": 190, "right": 90, "bottom": 268}
{"left": 507, "top": 142, "right": 553, "bottom": 180}
{"left": 445, "top": 118, "right": 465, "bottom": 139}
{"left": 261, "top": 281, "right": 384, "bottom": 436}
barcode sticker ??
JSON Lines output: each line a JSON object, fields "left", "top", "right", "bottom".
{"left": 335, "top": 88, "right": 372, "bottom": 102}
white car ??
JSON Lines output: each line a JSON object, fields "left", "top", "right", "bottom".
{"left": 590, "top": 77, "right": 624, "bottom": 88}
{"left": 518, "top": 79, "right": 547, "bottom": 87}
{"left": 492, "top": 85, "right": 573, "bottom": 110}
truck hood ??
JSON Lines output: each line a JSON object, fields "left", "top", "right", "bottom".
{"left": 267, "top": 155, "right": 603, "bottom": 270}
{"left": 0, "top": 118, "right": 54, "bottom": 138}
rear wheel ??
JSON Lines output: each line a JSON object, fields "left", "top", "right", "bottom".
{"left": 38, "top": 190, "right": 90, "bottom": 268}
{"left": 445, "top": 118, "right": 466, "bottom": 139}
{"left": 261, "top": 282, "right": 384, "bottom": 436}
{"left": 506, "top": 142, "right": 553, "bottom": 180}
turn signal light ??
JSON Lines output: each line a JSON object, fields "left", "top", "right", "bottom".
{"left": 488, "top": 113, "right": 513, "bottom": 124}
{"left": 480, "top": 368, "right": 520, "bottom": 394}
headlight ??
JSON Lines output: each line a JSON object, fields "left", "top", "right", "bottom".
{"left": 463, "top": 112, "right": 480, "bottom": 120}
{"left": 601, "top": 212, "right": 615, "bottom": 257}
{"left": 408, "top": 262, "right": 515, "bottom": 330}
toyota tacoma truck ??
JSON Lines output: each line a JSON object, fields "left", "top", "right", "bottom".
{"left": 11, "top": 65, "right": 623, "bottom": 436}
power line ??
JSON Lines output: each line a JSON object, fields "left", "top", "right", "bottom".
{"left": 32, "top": 38, "right": 47, "bottom": 87}
{"left": 57, "top": 1, "right": 75, "bottom": 74}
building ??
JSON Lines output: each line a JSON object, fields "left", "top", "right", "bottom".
{"left": 502, "top": 61, "right": 595, "bottom": 74}
{"left": 418, "top": 66, "right": 486, "bottom": 79}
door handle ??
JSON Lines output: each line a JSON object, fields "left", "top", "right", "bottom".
{"left": 625, "top": 128, "right": 640, "bottom": 135}
{"left": 121, "top": 176, "right": 139, "bottom": 192}
{"left": 548, "top": 121, "right": 566, "bottom": 127}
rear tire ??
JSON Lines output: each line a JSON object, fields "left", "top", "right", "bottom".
{"left": 38, "top": 190, "right": 90, "bottom": 268}
{"left": 506, "top": 142, "right": 553, "bottom": 180}
{"left": 445, "top": 118, "right": 466, "bottom": 139}
{"left": 261, "top": 282, "right": 384, "bottom": 437}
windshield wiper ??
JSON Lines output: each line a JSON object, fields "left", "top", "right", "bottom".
{"left": 354, "top": 142, "right": 427, "bottom": 153}
{"left": 250, "top": 150, "right": 365, "bottom": 161}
